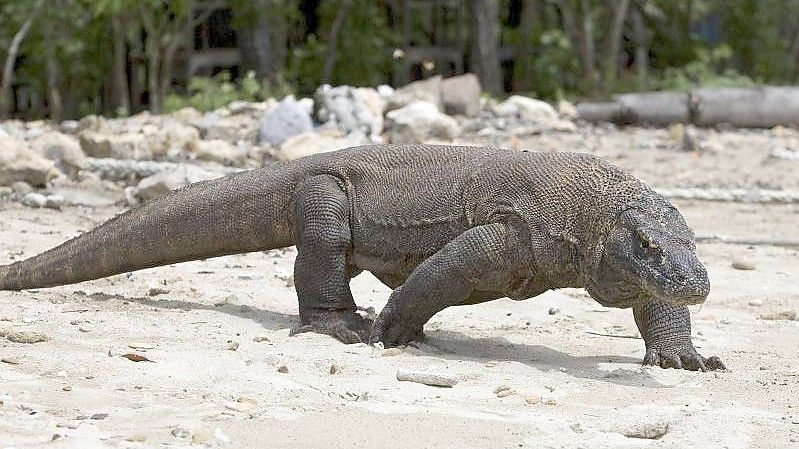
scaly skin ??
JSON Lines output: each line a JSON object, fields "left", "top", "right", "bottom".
{"left": 0, "top": 145, "right": 725, "bottom": 370}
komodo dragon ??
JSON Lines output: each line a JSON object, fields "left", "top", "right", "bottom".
{"left": 0, "top": 145, "right": 725, "bottom": 371}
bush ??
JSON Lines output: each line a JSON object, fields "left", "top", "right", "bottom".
{"left": 164, "top": 71, "right": 293, "bottom": 113}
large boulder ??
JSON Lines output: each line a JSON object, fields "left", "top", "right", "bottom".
{"left": 385, "top": 100, "right": 460, "bottom": 144}
{"left": 191, "top": 112, "right": 260, "bottom": 144}
{"left": 258, "top": 97, "right": 314, "bottom": 146}
{"left": 188, "top": 139, "right": 247, "bottom": 165}
{"left": 314, "top": 85, "right": 384, "bottom": 142}
{"left": 277, "top": 129, "right": 366, "bottom": 161}
{"left": 29, "top": 131, "right": 87, "bottom": 178}
{"left": 387, "top": 76, "right": 444, "bottom": 112}
{"left": 78, "top": 131, "right": 153, "bottom": 160}
{"left": 132, "top": 165, "right": 224, "bottom": 203}
{"left": 0, "top": 136, "right": 60, "bottom": 187}
{"left": 493, "top": 95, "right": 559, "bottom": 125}
{"left": 441, "top": 74, "right": 481, "bottom": 117}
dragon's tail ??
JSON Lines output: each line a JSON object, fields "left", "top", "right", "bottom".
{"left": 0, "top": 166, "right": 296, "bottom": 291}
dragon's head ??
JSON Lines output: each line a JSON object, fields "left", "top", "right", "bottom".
{"left": 590, "top": 206, "right": 709, "bottom": 307}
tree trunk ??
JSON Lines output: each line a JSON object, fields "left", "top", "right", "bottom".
{"left": 46, "top": 57, "right": 63, "bottom": 121}
{"left": 146, "top": 36, "right": 162, "bottom": 114}
{"left": 237, "top": 0, "right": 275, "bottom": 81}
{"left": 578, "top": 0, "right": 597, "bottom": 92}
{"left": 604, "top": 0, "right": 630, "bottom": 88}
{"left": 321, "top": 0, "right": 353, "bottom": 84}
{"left": 471, "top": 0, "right": 503, "bottom": 95}
{"left": 0, "top": 14, "right": 36, "bottom": 117}
{"left": 159, "top": 35, "right": 181, "bottom": 108}
{"left": 631, "top": 5, "right": 650, "bottom": 83}
{"left": 111, "top": 15, "right": 131, "bottom": 115}
{"left": 513, "top": 0, "right": 541, "bottom": 92}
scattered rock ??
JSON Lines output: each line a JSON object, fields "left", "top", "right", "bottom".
{"left": 557, "top": 100, "right": 578, "bottom": 120}
{"left": 171, "top": 427, "right": 190, "bottom": 439}
{"left": 258, "top": 97, "right": 314, "bottom": 146}
{"left": 731, "top": 259, "right": 756, "bottom": 270}
{"left": 5, "top": 331, "right": 49, "bottom": 344}
{"left": 0, "top": 136, "right": 59, "bottom": 187}
{"left": 133, "top": 164, "right": 223, "bottom": 202}
{"left": 523, "top": 394, "right": 541, "bottom": 405}
{"left": 748, "top": 299, "right": 764, "bottom": 307}
{"left": 192, "top": 429, "right": 213, "bottom": 445}
{"left": 121, "top": 353, "right": 154, "bottom": 362}
{"left": 314, "top": 85, "right": 384, "bottom": 141}
{"left": 29, "top": 132, "right": 87, "bottom": 178}
{"left": 496, "top": 388, "right": 515, "bottom": 398}
{"left": 548, "top": 307, "right": 560, "bottom": 315}
{"left": 396, "top": 369, "right": 458, "bottom": 387}
{"left": 1, "top": 357, "right": 21, "bottom": 365}
{"left": 385, "top": 100, "right": 460, "bottom": 143}
{"left": 11, "top": 180, "right": 33, "bottom": 195}
{"left": 21, "top": 192, "right": 47, "bottom": 208}
{"left": 388, "top": 76, "right": 443, "bottom": 111}
{"left": 147, "top": 284, "right": 170, "bottom": 296}
{"left": 329, "top": 364, "right": 341, "bottom": 375}
{"left": 214, "top": 294, "right": 237, "bottom": 307}
{"left": 91, "top": 413, "right": 109, "bottom": 420}
{"left": 79, "top": 131, "right": 152, "bottom": 160}
{"left": 126, "top": 434, "right": 147, "bottom": 443}
{"left": 277, "top": 365, "right": 289, "bottom": 373}
{"left": 277, "top": 129, "right": 365, "bottom": 160}
{"left": 381, "top": 347, "right": 403, "bottom": 357}
{"left": 128, "top": 342, "right": 156, "bottom": 350}
{"left": 441, "top": 73, "right": 481, "bottom": 117}
{"left": 62, "top": 385, "right": 72, "bottom": 392}
{"left": 253, "top": 335, "right": 270, "bottom": 342}
{"left": 44, "top": 194, "right": 64, "bottom": 209}
{"left": 621, "top": 421, "right": 669, "bottom": 440}
{"left": 494, "top": 95, "right": 559, "bottom": 126}
{"left": 760, "top": 310, "right": 797, "bottom": 321}
{"left": 188, "top": 139, "right": 246, "bottom": 165}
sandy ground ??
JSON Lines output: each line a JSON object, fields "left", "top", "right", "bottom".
{"left": 1, "top": 129, "right": 799, "bottom": 448}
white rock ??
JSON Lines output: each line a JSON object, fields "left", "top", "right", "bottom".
{"left": 133, "top": 165, "right": 223, "bottom": 202}
{"left": 22, "top": 192, "right": 47, "bottom": 208}
{"left": 441, "top": 73, "right": 481, "bottom": 117}
{"left": 0, "top": 136, "right": 59, "bottom": 187}
{"left": 188, "top": 139, "right": 246, "bottom": 164}
{"left": 557, "top": 99, "right": 578, "bottom": 120}
{"left": 78, "top": 131, "right": 152, "bottom": 160}
{"left": 28, "top": 132, "right": 86, "bottom": 178}
{"left": 385, "top": 100, "right": 460, "bottom": 144}
{"left": 258, "top": 97, "right": 314, "bottom": 146}
{"left": 314, "top": 85, "right": 384, "bottom": 142}
{"left": 44, "top": 194, "right": 64, "bottom": 209}
{"left": 494, "top": 95, "right": 559, "bottom": 125}
{"left": 388, "top": 76, "right": 443, "bottom": 111}
{"left": 277, "top": 129, "right": 365, "bottom": 161}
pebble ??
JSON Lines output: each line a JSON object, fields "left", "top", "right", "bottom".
{"left": 126, "top": 434, "right": 147, "bottom": 443}
{"left": 1, "top": 358, "right": 20, "bottom": 365}
{"left": 214, "top": 294, "right": 237, "bottom": 307}
{"left": 62, "top": 385, "right": 72, "bottom": 392}
{"left": 621, "top": 421, "right": 669, "bottom": 439}
{"left": 44, "top": 194, "right": 64, "bottom": 209}
{"left": 91, "top": 413, "right": 109, "bottom": 420}
{"left": 78, "top": 326, "right": 92, "bottom": 333}
{"left": 523, "top": 394, "right": 541, "bottom": 405}
{"left": 6, "top": 330, "right": 48, "bottom": 344}
{"left": 496, "top": 388, "right": 515, "bottom": 398}
{"left": 227, "top": 341, "right": 240, "bottom": 351}
{"left": 277, "top": 365, "right": 289, "bottom": 373}
{"left": 21, "top": 192, "right": 47, "bottom": 208}
{"left": 382, "top": 347, "right": 403, "bottom": 356}
{"left": 171, "top": 427, "right": 190, "bottom": 438}
{"left": 148, "top": 286, "right": 170, "bottom": 296}
{"left": 731, "top": 260, "right": 756, "bottom": 271}
{"left": 760, "top": 310, "right": 797, "bottom": 321}
{"left": 253, "top": 335, "right": 270, "bottom": 342}
{"left": 128, "top": 342, "right": 155, "bottom": 350}
{"left": 548, "top": 307, "right": 560, "bottom": 315}
{"left": 329, "top": 364, "right": 341, "bottom": 374}
{"left": 192, "top": 429, "right": 213, "bottom": 445}
{"left": 748, "top": 299, "right": 764, "bottom": 306}
{"left": 11, "top": 181, "right": 33, "bottom": 195}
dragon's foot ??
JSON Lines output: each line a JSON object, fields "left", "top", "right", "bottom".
{"left": 291, "top": 310, "right": 374, "bottom": 344}
{"left": 368, "top": 308, "right": 425, "bottom": 347}
{"left": 642, "top": 343, "right": 726, "bottom": 371}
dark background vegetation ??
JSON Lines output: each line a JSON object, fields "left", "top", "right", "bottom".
{"left": 2, "top": 0, "right": 798, "bottom": 120}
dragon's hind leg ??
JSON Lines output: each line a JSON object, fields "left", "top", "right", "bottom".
{"left": 289, "top": 174, "right": 372, "bottom": 343}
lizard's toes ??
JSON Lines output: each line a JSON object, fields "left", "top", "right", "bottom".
{"left": 643, "top": 347, "right": 726, "bottom": 372}
{"left": 290, "top": 313, "right": 373, "bottom": 344}
{"left": 369, "top": 309, "right": 422, "bottom": 347}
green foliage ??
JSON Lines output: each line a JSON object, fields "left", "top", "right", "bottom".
{"left": 164, "top": 71, "right": 293, "bottom": 112}
{"left": 512, "top": 29, "right": 579, "bottom": 99}
{"left": 650, "top": 45, "right": 757, "bottom": 91}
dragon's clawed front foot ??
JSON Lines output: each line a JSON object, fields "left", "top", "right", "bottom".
{"left": 368, "top": 307, "right": 425, "bottom": 347}
{"left": 642, "top": 343, "right": 726, "bottom": 371}
{"left": 291, "top": 310, "right": 375, "bottom": 344}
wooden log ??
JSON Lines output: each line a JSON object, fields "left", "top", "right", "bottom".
{"left": 615, "top": 91, "right": 690, "bottom": 126}
{"left": 693, "top": 86, "right": 799, "bottom": 128}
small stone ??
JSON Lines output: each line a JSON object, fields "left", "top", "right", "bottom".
{"left": 171, "top": 427, "right": 190, "bottom": 438}
{"left": 56, "top": 422, "right": 79, "bottom": 429}
{"left": 548, "top": 307, "right": 560, "bottom": 315}
{"left": 235, "top": 397, "right": 257, "bottom": 412}
{"left": 381, "top": 347, "right": 403, "bottom": 357}
{"left": 748, "top": 299, "right": 764, "bottom": 307}
{"left": 731, "top": 260, "right": 756, "bottom": 271}
{"left": 214, "top": 294, "right": 237, "bottom": 307}
{"left": 11, "top": 181, "right": 33, "bottom": 195}
{"left": 760, "top": 310, "right": 797, "bottom": 321}
{"left": 6, "top": 330, "right": 48, "bottom": 344}
{"left": 1, "top": 357, "right": 20, "bottom": 365}
{"left": 126, "top": 434, "right": 147, "bottom": 443}
{"left": 44, "top": 194, "right": 64, "bottom": 209}
{"left": 253, "top": 335, "right": 270, "bottom": 342}
{"left": 192, "top": 429, "right": 212, "bottom": 445}
{"left": 91, "top": 413, "right": 109, "bottom": 420}
{"left": 493, "top": 384, "right": 512, "bottom": 394}
{"left": 128, "top": 342, "right": 155, "bottom": 350}
{"left": 329, "top": 364, "right": 341, "bottom": 375}
{"left": 524, "top": 394, "right": 541, "bottom": 405}
{"left": 277, "top": 365, "right": 289, "bottom": 373}
{"left": 22, "top": 192, "right": 47, "bottom": 208}
{"left": 78, "top": 326, "right": 92, "bottom": 333}
{"left": 62, "top": 385, "right": 72, "bottom": 391}
{"left": 227, "top": 341, "right": 239, "bottom": 351}
{"left": 148, "top": 286, "right": 169, "bottom": 296}
{"left": 496, "top": 389, "right": 515, "bottom": 398}
{"left": 622, "top": 421, "right": 669, "bottom": 439}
